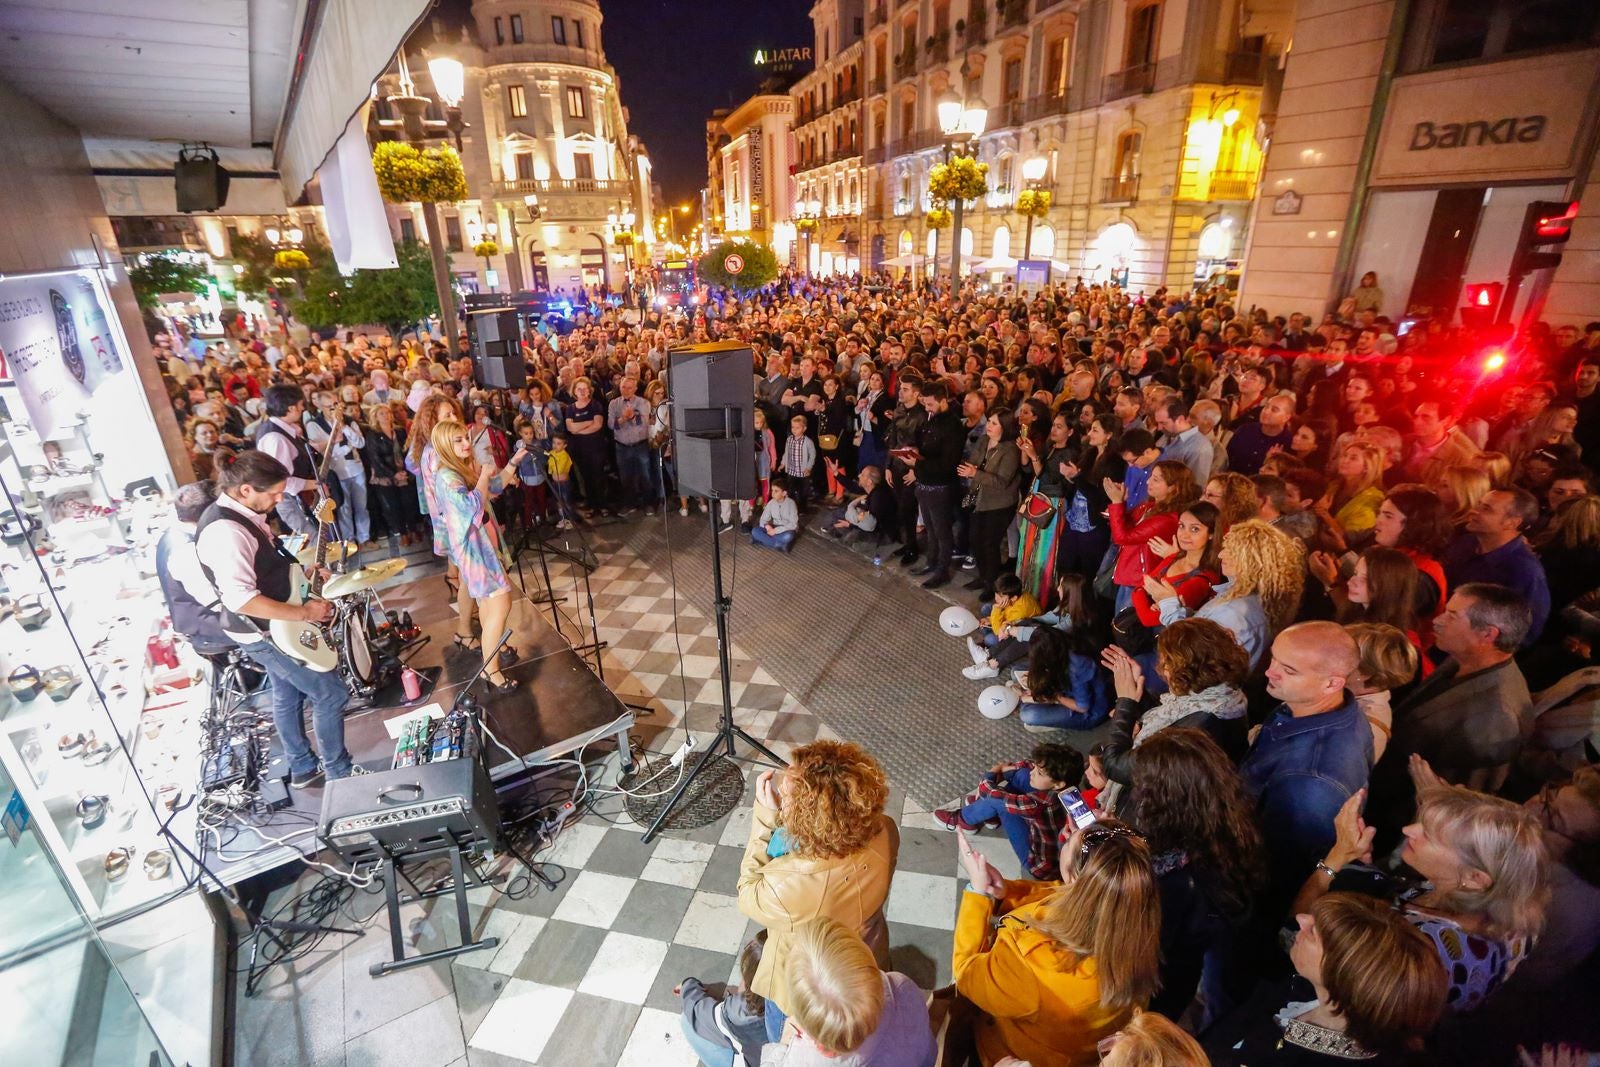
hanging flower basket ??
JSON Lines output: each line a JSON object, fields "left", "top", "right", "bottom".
{"left": 273, "top": 249, "right": 311, "bottom": 271}
{"left": 925, "top": 206, "right": 952, "bottom": 230}
{"left": 928, "top": 156, "right": 988, "bottom": 203}
{"left": 794, "top": 217, "right": 819, "bottom": 232}
{"left": 371, "top": 141, "right": 469, "bottom": 204}
{"left": 1016, "top": 189, "right": 1052, "bottom": 218}
{"left": 473, "top": 240, "right": 500, "bottom": 258}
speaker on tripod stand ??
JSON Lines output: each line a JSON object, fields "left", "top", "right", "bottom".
{"left": 642, "top": 343, "right": 783, "bottom": 843}
{"left": 467, "top": 308, "right": 527, "bottom": 390}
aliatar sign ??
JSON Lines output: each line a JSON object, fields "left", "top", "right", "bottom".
{"left": 753, "top": 46, "right": 813, "bottom": 73}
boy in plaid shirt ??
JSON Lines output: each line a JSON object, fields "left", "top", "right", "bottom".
{"left": 933, "top": 743, "right": 1084, "bottom": 878}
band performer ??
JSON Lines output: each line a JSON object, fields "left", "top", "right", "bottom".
{"left": 196, "top": 451, "right": 363, "bottom": 785}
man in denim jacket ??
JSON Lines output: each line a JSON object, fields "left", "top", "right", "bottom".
{"left": 1241, "top": 621, "right": 1373, "bottom": 903}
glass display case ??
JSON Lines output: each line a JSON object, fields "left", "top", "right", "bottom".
{"left": 0, "top": 268, "right": 195, "bottom": 921}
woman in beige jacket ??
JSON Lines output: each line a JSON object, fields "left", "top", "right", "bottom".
{"left": 737, "top": 740, "right": 900, "bottom": 1043}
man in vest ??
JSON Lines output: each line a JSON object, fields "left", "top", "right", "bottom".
{"left": 255, "top": 382, "right": 326, "bottom": 536}
{"left": 195, "top": 451, "right": 363, "bottom": 786}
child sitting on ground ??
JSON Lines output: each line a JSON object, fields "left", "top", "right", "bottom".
{"left": 751, "top": 476, "right": 800, "bottom": 552}
{"left": 963, "top": 573, "right": 1042, "bottom": 678}
{"left": 934, "top": 743, "right": 1085, "bottom": 879}
{"left": 676, "top": 933, "right": 768, "bottom": 1067}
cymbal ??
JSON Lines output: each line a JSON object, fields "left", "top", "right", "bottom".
{"left": 322, "top": 557, "right": 408, "bottom": 599}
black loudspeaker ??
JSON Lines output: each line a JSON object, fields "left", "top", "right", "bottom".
{"left": 320, "top": 756, "right": 500, "bottom": 865}
{"left": 670, "top": 343, "right": 757, "bottom": 500}
{"left": 469, "top": 309, "right": 526, "bottom": 389}
{"left": 174, "top": 146, "right": 231, "bottom": 213}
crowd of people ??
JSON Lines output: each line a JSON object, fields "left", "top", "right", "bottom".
{"left": 150, "top": 272, "right": 1600, "bottom": 1064}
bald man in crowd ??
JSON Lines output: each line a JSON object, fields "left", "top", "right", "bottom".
{"left": 1241, "top": 621, "right": 1373, "bottom": 896}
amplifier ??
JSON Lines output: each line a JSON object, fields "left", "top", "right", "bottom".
{"left": 319, "top": 756, "right": 500, "bottom": 864}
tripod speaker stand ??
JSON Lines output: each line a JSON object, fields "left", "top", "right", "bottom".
{"left": 642, "top": 344, "right": 787, "bottom": 842}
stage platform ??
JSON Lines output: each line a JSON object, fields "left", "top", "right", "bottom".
{"left": 197, "top": 571, "right": 636, "bottom": 889}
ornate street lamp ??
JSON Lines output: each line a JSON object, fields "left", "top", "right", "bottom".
{"left": 935, "top": 75, "right": 988, "bottom": 284}
{"left": 795, "top": 198, "right": 821, "bottom": 276}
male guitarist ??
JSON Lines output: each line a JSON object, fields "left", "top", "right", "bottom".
{"left": 196, "top": 451, "right": 364, "bottom": 786}
{"left": 257, "top": 382, "right": 339, "bottom": 536}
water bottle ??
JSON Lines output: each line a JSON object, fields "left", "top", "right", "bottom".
{"left": 872, "top": 552, "right": 883, "bottom": 578}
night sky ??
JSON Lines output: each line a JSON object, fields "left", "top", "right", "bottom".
{"left": 597, "top": 0, "right": 814, "bottom": 207}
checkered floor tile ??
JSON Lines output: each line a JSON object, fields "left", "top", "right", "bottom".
{"left": 233, "top": 525, "right": 1038, "bottom": 1067}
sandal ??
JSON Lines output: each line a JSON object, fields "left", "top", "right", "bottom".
{"left": 452, "top": 632, "right": 481, "bottom": 652}
{"left": 43, "top": 665, "right": 82, "bottom": 702}
{"left": 480, "top": 673, "right": 518, "bottom": 695}
{"left": 15, "top": 594, "right": 52, "bottom": 631}
{"left": 8, "top": 665, "right": 42, "bottom": 702}
{"left": 497, "top": 644, "right": 519, "bottom": 665}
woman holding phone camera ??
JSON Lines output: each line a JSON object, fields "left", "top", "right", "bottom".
{"left": 429, "top": 419, "right": 529, "bottom": 694}
{"left": 954, "top": 820, "right": 1160, "bottom": 1067}
{"left": 736, "top": 740, "right": 898, "bottom": 1045}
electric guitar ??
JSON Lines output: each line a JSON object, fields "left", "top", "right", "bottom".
{"left": 269, "top": 412, "right": 345, "bottom": 671}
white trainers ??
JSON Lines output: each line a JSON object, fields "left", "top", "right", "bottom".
{"left": 965, "top": 636, "right": 988, "bottom": 666}
{"left": 679, "top": 507, "right": 689, "bottom": 517}
{"left": 963, "top": 663, "right": 998, "bottom": 680}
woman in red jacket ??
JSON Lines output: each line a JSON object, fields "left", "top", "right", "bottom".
{"left": 1132, "top": 501, "right": 1224, "bottom": 629}
{"left": 1105, "top": 460, "right": 1199, "bottom": 613}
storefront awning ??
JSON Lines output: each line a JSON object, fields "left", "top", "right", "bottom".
{"left": 0, "top": 0, "right": 429, "bottom": 202}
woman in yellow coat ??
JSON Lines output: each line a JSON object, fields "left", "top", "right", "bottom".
{"left": 952, "top": 821, "right": 1161, "bottom": 1067}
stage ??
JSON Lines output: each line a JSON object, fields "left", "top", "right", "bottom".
{"left": 197, "top": 570, "right": 637, "bottom": 888}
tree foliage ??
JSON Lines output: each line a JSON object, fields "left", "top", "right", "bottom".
{"left": 231, "top": 232, "right": 335, "bottom": 299}
{"left": 291, "top": 239, "right": 441, "bottom": 336}
{"left": 127, "top": 252, "right": 210, "bottom": 309}
{"left": 698, "top": 240, "right": 779, "bottom": 294}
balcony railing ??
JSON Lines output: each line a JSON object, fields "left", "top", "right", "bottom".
{"left": 924, "top": 35, "right": 950, "bottom": 66}
{"left": 1035, "top": 0, "right": 1066, "bottom": 10}
{"left": 1105, "top": 62, "right": 1157, "bottom": 98}
{"left": 1023, "top": 92, "right": 1070, "bottom": 122}
{"left": 962, "top": 18, "right": 988, "bottom": 48}
{"left": 1101, "top": 175, "right": 1140, "bottom": 202}
{"left": 992, "top": 98, "right": 1028, "bottom": 130}
{"left": 869, "top": 75, "right": 886, "bottom": 94}
{"left": 496, "top": 178, "right": 633, "bottom": 197}
{"left": 485, "top": 42, "right": 609, "bottom": 69}
{"left": 1206, "top": 170, "right": 1257, "bottom": 200}
{"left": 869, "top": 3, "right": 888, "bottom": 28}
{"left": 894, "top": 51, "right": 917, "bottom": 80}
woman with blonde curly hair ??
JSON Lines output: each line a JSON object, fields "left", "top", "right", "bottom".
{"left": 738, "top": 741, "right": 897, "bottom": 1043}
{"left": 1299, "top": 774, "right": 1549, "bottom": 1013}
{"left": 1098, "top": 1010, "right": 1209, "bottom": 1067}
{"left": 1154, "top": 519, "right": 1303, "bottom": 670}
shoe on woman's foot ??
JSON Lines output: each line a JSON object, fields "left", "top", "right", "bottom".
{"left": 497, "top": 644, "right": 519, "bottom": 665}
{"left": 452, "top": 632, "right": 481, "bottom": 652}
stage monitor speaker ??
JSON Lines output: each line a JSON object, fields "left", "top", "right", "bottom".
{"left": 174, "top": 146, "right": 231, "bottom": 213}
{"left": 469, "top": 309, "right": 526, "bottom": 389}
{"left": 669, "top": 343, "right": 757, "bottom": 500}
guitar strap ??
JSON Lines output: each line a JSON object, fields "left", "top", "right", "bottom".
{"left": 195, "top": 508, "right": 300, "bottom": 639}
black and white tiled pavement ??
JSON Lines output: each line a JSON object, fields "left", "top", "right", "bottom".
{"left": 234, "top": 525, "right": 1047, "bottom": 1067}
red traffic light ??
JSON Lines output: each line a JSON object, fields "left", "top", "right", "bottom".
{"left": 1533, "top": 201, "right": 1579, "bottom": 242}
{"left": 1463, "top": 281, "right": 1503, "bottom": 320}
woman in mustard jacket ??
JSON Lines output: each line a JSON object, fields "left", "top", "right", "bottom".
{"left": 737, "top": 740, "right": 900, "bottom": 1043}
{"left": 953, "top": 821, "right": 1160, "bottom": 1067}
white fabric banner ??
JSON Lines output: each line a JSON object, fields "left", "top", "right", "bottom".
{"left": 320, "top": 112, "right": 398, "bottom": 271}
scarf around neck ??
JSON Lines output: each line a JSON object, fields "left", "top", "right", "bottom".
{"left": 1133, "top": 683, "right": 1247, "bottom": 747}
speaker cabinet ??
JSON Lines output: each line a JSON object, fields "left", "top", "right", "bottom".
{"left": 174, "top": 148, "right": 231, "bottom": 213}
{"left": 468, "top": 309, "right": 526, "bottom": 389}
{"left": 669, "top": 343, "right": 757, "bottom": 500}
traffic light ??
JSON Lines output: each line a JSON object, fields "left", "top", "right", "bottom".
{"left": 1513, "top": 200, "right": 1578, "bottom": 275}
{"left": 1461, "top": 281, "right": 1503, "bottom": 328}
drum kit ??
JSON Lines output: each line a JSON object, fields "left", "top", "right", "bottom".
{"left": 288, "top": 539, "right": 417, "bottom": 699}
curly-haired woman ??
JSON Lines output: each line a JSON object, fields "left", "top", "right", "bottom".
{"left": 1155, "top": 519, "right": 1305, "bottom": 671}
{"left": 737, "top": 740, "right": 898, "bottom": 1044}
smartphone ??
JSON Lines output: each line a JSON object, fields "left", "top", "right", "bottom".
{"left": 1060, "top": 787, "right": 1097, "bottom": 830}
